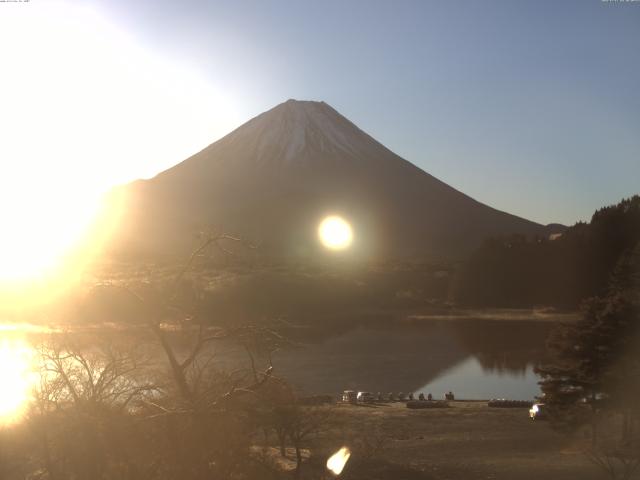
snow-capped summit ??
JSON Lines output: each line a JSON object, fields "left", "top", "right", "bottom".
{"left": 113, "top": 99, "right": 559, "bottom": 260}
{"left": 226, "top": 99, "right": 367, "bottom": 163}
{"left": 179, "top": 98, "right": 390, "bottom": 169}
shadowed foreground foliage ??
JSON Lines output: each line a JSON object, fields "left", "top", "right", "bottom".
{"left": 536, "top": 243, "right": 640, "bottom": 479}
{"left": 0, "top": 326, "right": 334, "bottom": 480}
{"left": 0, "top": 234, "right": 338, "bottom": 480}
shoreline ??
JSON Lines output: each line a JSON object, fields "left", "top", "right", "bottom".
{"left": 402, "top": 308, "right": 579, "bottom": 323}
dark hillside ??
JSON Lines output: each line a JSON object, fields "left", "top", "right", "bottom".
{"left": 454, "top": 195, "right": 640, "bottom": 308}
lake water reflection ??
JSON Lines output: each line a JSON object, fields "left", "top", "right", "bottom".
{"left": 417, "top": 357, "right": 540, "bottom": 400}
{"left": 0, "top": 317, "right": 555, "bottom": 421}
{"left": 269, "top": 319, "right": 553, "bottom": 400}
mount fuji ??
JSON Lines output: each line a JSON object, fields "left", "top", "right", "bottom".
{"left": 111, "top": 99, "right": 559, "bottom": 260}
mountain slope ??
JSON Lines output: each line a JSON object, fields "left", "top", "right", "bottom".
{"left": 112, "top": 99, "right": 558, "bottom": 260}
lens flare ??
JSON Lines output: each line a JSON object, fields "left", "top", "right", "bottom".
{"left": 318, "top": 216, "right": 353, "bottom": 250}
{"left": 326, "top": 446, "right": 351, "bottom": 475}
{"left": 0, "top": 1, "right": 236, "bottom": 287}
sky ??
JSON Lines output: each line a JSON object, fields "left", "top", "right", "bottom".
{"left": 1, "top": 0, "right": 639, "bottom": 228}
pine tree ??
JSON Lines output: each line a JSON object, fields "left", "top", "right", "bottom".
{"left": 535, "top": 242, "right": 640, "bottom": 440}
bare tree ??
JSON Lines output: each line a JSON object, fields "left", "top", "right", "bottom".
{"left": 27, "top": 334, "right": 159, "bottom": 480}
{"left": 583, "top": 417, "right": 640, "bottom": 480}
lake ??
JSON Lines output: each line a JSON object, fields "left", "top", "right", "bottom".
{"left": 0, "top": 316, "right": 555, "bottom": 423}
{"left": 218, "top": 318, "right": 554, "bottom": 400}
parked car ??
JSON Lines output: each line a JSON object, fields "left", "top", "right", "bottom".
{"left": 357, "top": 391, "right": 375, "bottom": 403}
{"left": 488, "top": 399, "right": 533, "bottom": 408}
{"left": 529, "top": 403, "right": 548, "bottom": 420}
{"left": 342, "top": 390, "right": 357, "bottom": 404}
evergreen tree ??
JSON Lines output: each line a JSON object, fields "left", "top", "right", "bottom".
{"left": 535, "top": 242, "right": 640, "bottom": 440}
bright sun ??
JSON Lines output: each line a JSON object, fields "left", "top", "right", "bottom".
{"left": 318, "top": 216, "right": 353, "bottom": 250}
{"left": 0, "top": 1, "right": 237, "bottom": 286}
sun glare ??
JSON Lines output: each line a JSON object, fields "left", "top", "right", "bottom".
{"left": 0, "top": 339, "right": 35, "bottom": 424}
{"left": 318, "top": 216, "right": 353, "bottom": 250}
{"left": 0, "top": 1, "right": 237, "bottom": 288}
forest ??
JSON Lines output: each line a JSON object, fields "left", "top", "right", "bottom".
{"left": 454, "top": 196, "right": 640, "bottom": 308}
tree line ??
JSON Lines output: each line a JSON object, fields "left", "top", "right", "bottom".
{"left": 454, "top": 195, "right": 640, "bottom": 308}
